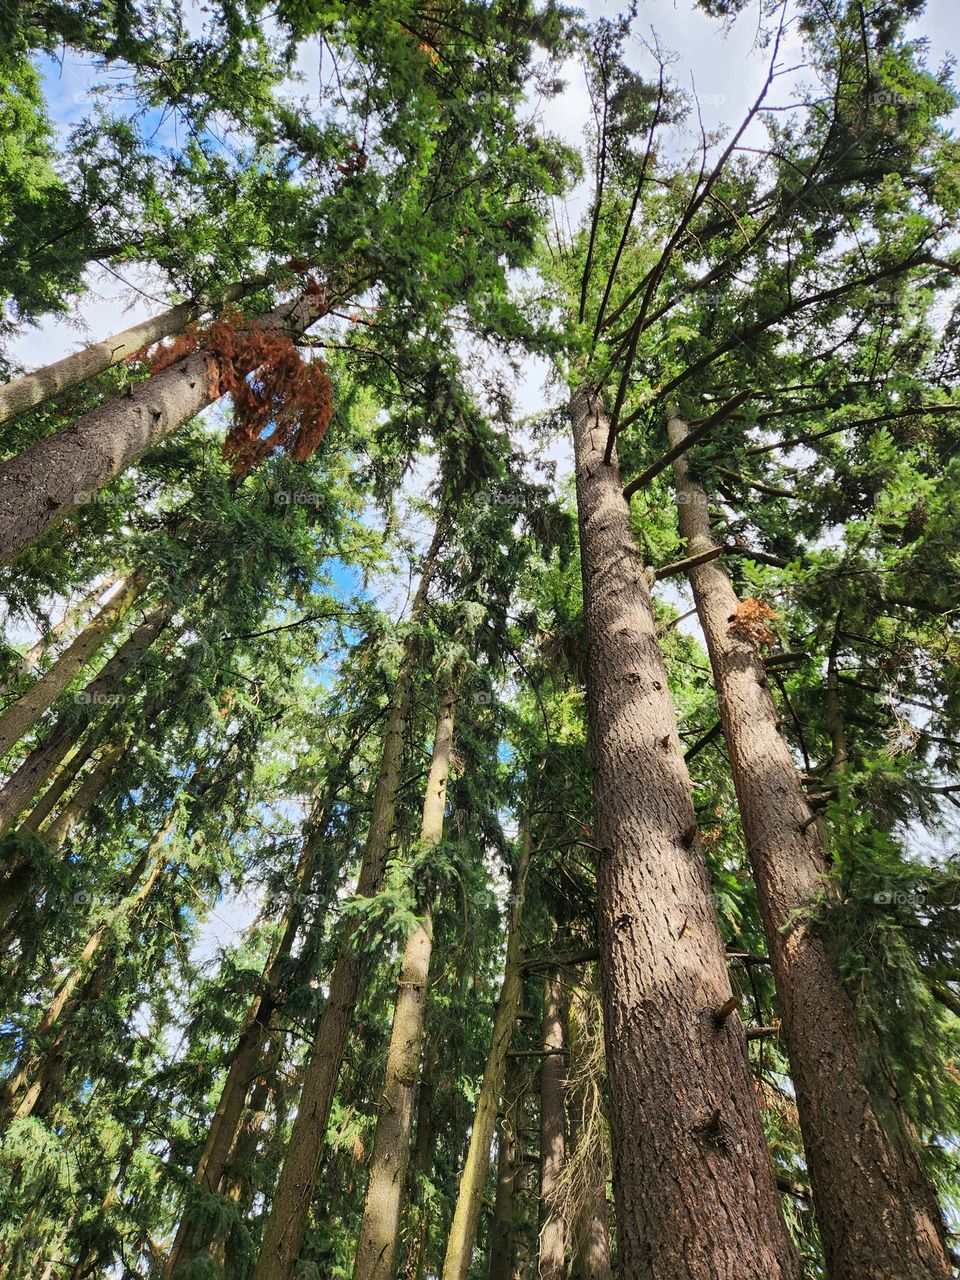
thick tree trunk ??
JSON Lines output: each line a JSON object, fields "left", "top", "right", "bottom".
{"left": 570, "top": 385, "right": 799, "bottom": 1280}
{"left": 441, "top": 822, "right": 532, "bottom": 1280}
{"left": 487, "top": 1053, "right": 523, "bottom": 1280}
{"left": 566, "top": 982, "right": 612, "bottom": 1280}
{"left": 0, "top": 293, "right": 326, "bottom": 565}
{"left": 667, "top": 410, "right": 952, "bottom": 1279}
{"left": 0, "top": 606, "right": 169, "bottom": 839}
{"left": 0, "top": 281, "right": 259, "bottom": 425}
{"left": 353, "top": 671, "right": 460, "bottom": 1280}
{"left": 0, "top": 579, "right": 140, "bottom": 759}
{"left": 0, "top": 571, "right": 124, "bottom": 693}
{"left": 537, "top": 974, "right": 566, "bottom": 1280}
{"left": 0, "top": 821, "right": 169, "bottom": 1121}
{"left": 251, "top": 523, "right": 443, "bottom": 1280}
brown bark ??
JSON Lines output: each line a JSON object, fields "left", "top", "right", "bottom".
{"left": 353, "top": 671, "right": 460, "bottom": 1280}
{"left": 251, "top": 522, "right": 443, "bottom": 1280}
{"left": 0, "top": 605, "right": 168, "bottom": 839}
{"left": 667, "top": 409, "right": 952, "bottom": 1279}
{"left": 570, "top": 385, "right": 799, "bottom": 1280}
{"left": 40, "top": 743, "right": 126, "bottom": 847}
{"left": 0, "top": 281, "right": 259, "bottom": 425}
{"left": 0, "top": 571, "right": 124, "bottom": 693}
{"left": 441, "top": 821, "right": 533, "bottom": 1280}
{"left": 0, "top": 293, "right": 326, "bottom": 566}
{"left": 0, "top": 579, "right": 140, "bottom": 759}
{"left": 537, "top": 974, "right": 566, "bottom": 1280}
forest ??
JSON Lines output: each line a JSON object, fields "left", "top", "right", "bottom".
{"left": 0, "top": 0, "right": 959, "bottom": 1276}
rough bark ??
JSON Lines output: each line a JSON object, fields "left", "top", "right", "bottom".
{"left": 0, "top": 280, "right": 258, "bottom": 425}
{"left": 441, "top": 821, "right": 533, "bottom": 1280}
{"left": 668, "top": 409, "right": 952, "bottom": 1279}
{"left": 0, "top": 605, "right": 169, "bottom": 839}
{"left": 0, "top": 293, "right": 326, "bottom": 565}
{"left": 570, "top": 385, "right": 799, "bottom": 1280}
{"left": 353, "top": 671, "right": 460, "bottom": 1280}
{"left": 251, "top": 523, "right": 443, "bottom": 1280}
{"left": 487, "top": 1052, "right": 523, "bottom": 1280}
{"left": 0, "top": 579, "right": 140, "bottom": 759}
{"left": 0, "top": 571, "right": 124, "bottom": 693}
{"left": 537, "top": 973, "right": 566, "bottom": 1280}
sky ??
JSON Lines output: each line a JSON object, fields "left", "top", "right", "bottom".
{"left": 6, "top": 0, "right": 960, "bottom": 950}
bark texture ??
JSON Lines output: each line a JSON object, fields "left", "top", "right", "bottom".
{"left": 251, "top": 524, "right": 442, "bottom": 1280}
{"left": 668, "top": 410, "right": 952, "bottom": 1280}
{"left": 353, "top": 672, "right": 459, "bottom": 1280}
{"left": 566, "top": 982, "right": 612, "bottom": 1280}
{"left": 441, "top": 822, "right": 532, "bottom": 1280}
{"left": 571, "top": 385, "right": 799, "bottom": 1280}
{"left": 0, "top": 293, "right": 325, "bottom": 565}
{"left": 538, "top": 973, "right": 566, "bottom": 1280}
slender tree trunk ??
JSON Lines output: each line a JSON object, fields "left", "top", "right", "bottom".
{"left": 353, "top": 670, "right": 460, "bottom": 1280}
{"left": 488, "top": 1052, "right": 523, "bottom": 1280}
{"left": 18, "top": 740, "right": 95, "bottom": 834}
{"left": 537, "top": 974, "right": 566, "bottom": 1280}
{"left": 250, "top": 521, "right": 443, "bottom": 1280}
{"left": 163, "top": 816, "right": 329, "bottom": 1279}
{"left": 441, "top": 820, "right": 533, "bottom": 1280}
{"left": 570, "top": 385, "right": 799, "bottom": 1280}
{"left": 566, "top": 982, "right": 612, "bottom": 1280}
{"left": 1, "top": 571, "right": 124, "bottom": 692}
{"left": 0, "top": 579, "right": 141, "bottom": 759}
{"left": 40, "top": 743, "right": 126, "bottom": 846}
{"left": 0, "top": 821, "right": 169, "bottom": 1121}
{"left": 667, "top": 409, "right": 952, "bottom": 1279}
{"left": 0, "top": 293, "right": 327, "bottom": 565}
{"left": 403, "top": 1043, "right": 440, "bottom": 1280}
{"left": 0, "top": 606, "right": 169, "bottom": 838}
{"left": 0, "top": 281, "right": 263, "bottom": 425}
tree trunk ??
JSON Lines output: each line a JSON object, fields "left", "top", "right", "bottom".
{"left": 570, "top": 385, "right": 799, "bottom": 1280}
{"left": 0, "top": 821, "right": 169, "bottom": 1121}
{"left": 0, "top": 292, "right": 326, "bottom": 565}
{"left": 18, "top": 740, "right": 95, "bottom": 835}
{"left": 0, "top": 281, "right": 264, "bottom": 425}
{"left": 537, "top": 974, "right": 566, "bottom": 1280}
{"left": 566, "top": 982, "right": 612, "bottom": 1280}
{"left": 0, "top": 579, "right": 141, "bottom": 759}
{"left": 441, "top": 821, "right": 533, "bottom": 1280}
{"left": 163, "top": 814, "right": 330, "bottom": 1279}
{"left": 667, "top": 409, "right": 952, "bottom": 1279}
{"left": 0, "top": 571, "right": 124, "bottom": 693}
{"left": 40, "top": 742, "right": 126, "bottom": 846}
{"left": 353, "top": 670, "right": 460, "bottom": 1280}
{"left": 488, "top": 1052, "right": 523, "bottom": 1280}
{"left": 403, "top": 1043, "right": 441, "bottom": 1280}
{"left": 251, "top": 521, "right": 443, "bottom": 1280}
{"left": 0, "top": 606, "right": 169, "bottom": 838}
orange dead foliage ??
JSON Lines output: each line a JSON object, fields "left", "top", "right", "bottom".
{"left": 728, "top": 598, "right": 778, "bottom": 647}
{"left": 143, "top": 306, "right": 334, "bottom": 479}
